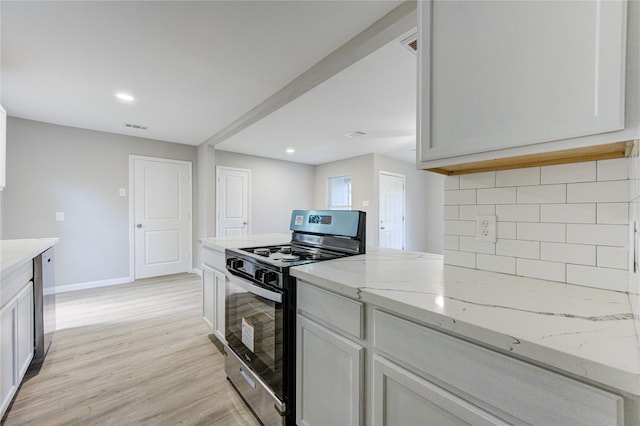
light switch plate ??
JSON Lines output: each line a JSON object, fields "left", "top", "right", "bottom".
{"left": 56, "top": 212, "right": 64, "bottom": 222}
{"left": 119, "top": 188, "right": 126, "bottom": 197}
{"left": 362, "top": 200, "right": 369, "bottom": 207}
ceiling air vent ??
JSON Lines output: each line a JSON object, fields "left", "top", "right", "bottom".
{"left": 401, "top": 33, "right": 417, "bottom": 55}
{"left": 125, "top": 123, "right": 148, "bottom": 131}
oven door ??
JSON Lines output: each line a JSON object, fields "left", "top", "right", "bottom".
{"left": 226, "top": 274, "right": 284, "bottom": 399}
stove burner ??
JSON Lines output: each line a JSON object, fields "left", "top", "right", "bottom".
{"left": 254, "top": 248, "right": 271, "bottom": 256}
{"left": 280, "top": 254, "right": 300, "bottom": 262}
{"left": 279, "top": 246, "right": 292, "bottom": 254}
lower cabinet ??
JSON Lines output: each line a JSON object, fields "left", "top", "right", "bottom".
{"left": 372, "top": 355, "right": 506, "bottom": 426}
{"left": 296, "top": 315, "right": 364, "bottom": 426}
{"left": 202, "top": 264, "right": 226, "bottom": 343}
{"left": 295, "top": 280, "right": 626, "bottom": 426}
{"left": 1, "top": 282, "right": 34, "bottom": 417}
{"left": 202, "top": 266, "right": 215, "bottom": 331}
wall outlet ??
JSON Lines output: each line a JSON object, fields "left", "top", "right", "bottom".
{"left": 476, "top": 215, "right": 496, "bottom": 242}
{"left": 55, "top": 212, "right": 65, "bottom": 222}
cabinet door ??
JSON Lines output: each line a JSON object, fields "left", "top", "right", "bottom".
{"left": 16, "top": 283, "right": 34, "bottom": 379}
{"left": 0, "top": 104, "right": 5, "bottom": 190}
{"left": 213, "top": 269, "right": 226, "bottom": 343}
{"left": 202, "top": 266, "right": 214, "bottom": 331}
{"left": 296, "top": 315, "right": 364, "bottom": 426}
{"left": 372, "top": 356, "right": 507, "bottom": 426}
{"left": 418, "top": 0, "right": 627, "bottom": 165}
{"left": 1, "top": 300, "right": 17, "bottom": 416}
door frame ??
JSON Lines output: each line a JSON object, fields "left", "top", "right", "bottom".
{"left": 378, "top": 170, "right": 405, "bottom": 250}
{"left": 215, "top": 165, "right": 251, "bottom": 238}
{"left": 129, "top": 155, "right": 193, "bottom": 281}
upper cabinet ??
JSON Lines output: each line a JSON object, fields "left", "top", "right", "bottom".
{"left": 0, "top": 105, "right": 5, "bottom": 189}
{"left": 418, "top": 0, "right": 631, "bottom": 173}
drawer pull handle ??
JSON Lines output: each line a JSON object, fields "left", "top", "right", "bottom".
{"left": 239, "top": 368, "right": 256, "bottom": 388}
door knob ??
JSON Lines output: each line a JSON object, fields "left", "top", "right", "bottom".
{"left": 380, "top": 226, "right": 385, "bottom": 230}
{"left": 243, "top": 222, "right": 247, "bottom": 225}
{"left": 136, "top": 223, "right": 142, "bottom": 228}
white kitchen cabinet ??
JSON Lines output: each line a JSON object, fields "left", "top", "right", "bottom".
{"left": 418, "top": 0, "right": 629, "bottom": 170}
{"left": 0, "top": 104, "right": 5, "bottom": 190}
{"left": 1, "top": 282, "right": 34, "bottom": 417}
{"left": 373, "top": 309, "right": 623, "bottom": 425}
{"left": 296, "top": 315, "right": 364, "bottom": 426}
{"left": 1, "top": 297, "right": 17, "bottom": 415}
{"left": 212, "top": 268, "right": 225, "bottom": 343}
{"left": 16, "top": 283, "right": 34, "bottom": 379}
{"left": 202, "top": 264, "right": 226, "bottom": 342}
{"left": 372, "top": 355, "right": 506, "bottom": 426}
{"left": 202, "top": 246, "right": 228, "bottom": 344}
{"left": 202, "top": 265, "right": 214, "bottom": 331}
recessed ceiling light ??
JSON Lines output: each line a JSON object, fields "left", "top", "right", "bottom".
{"left": 286, "top": 148, "right": 295, "bottom": 154}
{"left": 344, "top": 131, "right": 365, "bottom": 138}
{"left": 116, "top": 92, "right": 134, "bottom": 102}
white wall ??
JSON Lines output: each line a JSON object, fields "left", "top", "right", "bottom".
{"left": 3, "top": 118, "right": 198, "bottom": 287}
{"left": 215, "top": 150, "right": 315, "bottom": 234}
{"left": 314, "top": 153, "right": 443, "bottom": 254}
{"left": 314, "top": 154, "right": 376, "bottom": 243}
{"left": 373, "top": 154, "right": 444, "bottom": 254}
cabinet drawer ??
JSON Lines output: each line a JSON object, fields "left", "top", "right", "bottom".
{"left": 202, "top": 247, "right": 226, "bottom": 271}
{"left": 1, "top": 261, "right": 33, "bottom": 308}
{"left": 373, "top": 309, "right": 623, "bottom": 425}
{"left": 298, "top": 281, "right": 363, "bottom": 340}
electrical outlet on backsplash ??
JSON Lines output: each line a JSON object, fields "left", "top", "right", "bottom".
{"left": 444, "top": 157, "right": 631, "bottom": 293}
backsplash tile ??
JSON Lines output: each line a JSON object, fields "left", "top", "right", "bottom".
{"left": 540, "top": 203, "right": 595, "bottom": 223}
{"left": 596, "top": 203, "right": 627, "bottom": 224}
{"left": 477, "top": 187, "right": 516, "bottom": 204}
{"left": 598, "top": 158, "right": 628, "bottom": 181}
{"left": 540, "top": 162, "right": 596, "bottom": 184}
{"left": 567, "top": 180, "right": 629, "bottom": 203}
{"left": 444, "top": 158, "right": 632, "bottom": 297}
{"left": 517, "top": 184, "right": 566, "bottom": 204}
{"left": 496, "top": 167, "right": 540, "bottom": 187}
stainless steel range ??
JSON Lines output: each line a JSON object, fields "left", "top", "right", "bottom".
{"left": 224, "top": 209, "right": 366, "bottom": 426}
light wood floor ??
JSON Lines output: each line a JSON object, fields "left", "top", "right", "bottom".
{"left": 2, "top": 273, "right": 260, "bottom": 426}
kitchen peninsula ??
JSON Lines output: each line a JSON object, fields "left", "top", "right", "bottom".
{"left": 292, "top": 247, "right": 639, "bottom": 425}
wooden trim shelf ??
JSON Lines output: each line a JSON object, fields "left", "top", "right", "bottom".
{"left": 427, "top": 141, "right": 634, "bottom": 176}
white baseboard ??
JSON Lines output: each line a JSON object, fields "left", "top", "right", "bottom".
{"left": 191, "top": 268, "right": 203, "bottom": 277}
{"left": 48, "top": 276, "right": 133, "bottom": 295}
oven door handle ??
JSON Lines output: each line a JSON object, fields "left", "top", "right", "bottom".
{"left": 230, "top": 276, "right": 283, "bottom": 304}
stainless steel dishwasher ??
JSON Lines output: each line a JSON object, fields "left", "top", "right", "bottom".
{"left": 32, "top": 246, "right": 55, "bottom": 364}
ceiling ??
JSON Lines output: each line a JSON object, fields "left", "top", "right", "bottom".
{"left": 1, "top": 1, "right": 416, "bottom": 165}
{"left": 216, "top": 37, "right": 417, "bottom": 164}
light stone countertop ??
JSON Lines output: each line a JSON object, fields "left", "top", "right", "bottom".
{"left": 1, "top": 238, "right": 59, "bottom": 277}
{"left": 200, "top": 233, "right": 292, "bottom": 253}
{"left": 290, "top": 246, "right": 640, "bottom": 397}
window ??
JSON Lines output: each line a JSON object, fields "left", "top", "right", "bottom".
{"left": 327, "top": 176, "right": 352, "bottom": 210}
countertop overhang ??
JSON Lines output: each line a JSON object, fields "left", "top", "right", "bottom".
{"left": 1, "top": 238, "right": 59, "bottom": 277}
{"left": 291, "top": 247, "right": 640, "bottom": 397}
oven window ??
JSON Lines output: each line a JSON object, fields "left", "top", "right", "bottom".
{"left": 226, "top": 278, "right": 283, "bottom": 398}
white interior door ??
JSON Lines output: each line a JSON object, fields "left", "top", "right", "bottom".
{"left": 216, "top": 166, "right": 250, "bottom": 237}
{"left": 379, "top": 172, "right": 405, "bottom": 250}
{"left": 133, "top": 157, "right": 192, "bottom": 279}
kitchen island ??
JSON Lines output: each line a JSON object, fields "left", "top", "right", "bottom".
{"left": 292, "top": 247, "right": 640, "bottom": 425}
{"left": 1, "top": 238, "right": 58, "bottom": 417}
